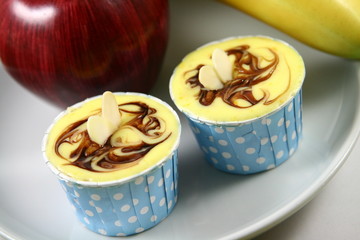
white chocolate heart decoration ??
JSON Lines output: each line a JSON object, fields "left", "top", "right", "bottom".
{"left": 212, "top": 48, "right": 233, "bottom": 83}
{"left": 199, "top": 65, "right": 224, "bottom": 90}
{"left": 198, "top": 48, "right": 233, "bottom": 90}
{"left": 87, "top": 115, "right": 114, "bottom": 146}
{"left": 87, "top": 91, "right": 121, "bottom": 145}
{"left": 102, "top": 91, "right": 121, "bottom": 132}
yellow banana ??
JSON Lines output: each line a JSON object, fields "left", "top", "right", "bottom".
{"left": 220, "top": 0, "right": 360, "bottom": 59}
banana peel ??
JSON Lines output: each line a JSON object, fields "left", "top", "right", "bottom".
{"left": 219, "top": 0, "right": 360, "bottom": 59}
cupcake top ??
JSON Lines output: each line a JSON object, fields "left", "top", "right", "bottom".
{"left": 43, "top": 92, "right": 180, "bottom": 184}
{"left": 170, "top": 36, "right": 305, "bottom": 123}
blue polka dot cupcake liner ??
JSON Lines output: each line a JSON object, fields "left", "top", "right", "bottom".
{"left": 58, "top": 152, "right": 179, "bottom": 236}
{"left": 186, "top": 90, "right": 303, "bottom": 174}
{"left": 41, "top": 92, "right": 181, "bottom": 236}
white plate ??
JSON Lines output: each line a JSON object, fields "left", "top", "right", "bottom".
{"left": 1, "top": 0, "right": 360, "bottom": 239}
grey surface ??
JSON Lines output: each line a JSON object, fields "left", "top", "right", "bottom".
{"left": 0, "top": 0, "right": 360, "bottom": 239}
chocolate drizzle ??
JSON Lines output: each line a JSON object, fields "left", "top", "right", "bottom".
{"left": 186, "top": 45, "right": 290, "bottom": 108}
{"left": 54, "top": 102, "right": 171, "bottom": 172}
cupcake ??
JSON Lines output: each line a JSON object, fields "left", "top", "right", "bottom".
{"left": 170, "top": 36, "right": 305, "bottom": 174}
{"left": 42, "top": 91, "right": 181, "bottom": 236}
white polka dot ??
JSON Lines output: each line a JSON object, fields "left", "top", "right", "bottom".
{"left": 121, "top": 204, "right": 130, "bottom": 212}
{"left": 267, "top": 164, "right": 275, "bottom": 169}
{"left": 236, "top": 137, "right": 245, "bottom": 144}
{"left": 148, "top": 175, "right": 155, "bottom": 184}
{"left": 266, "top": 119, "right": 272, "bottom": 126}
{"left": 61, "top": 185, "right": 67, "bottom": 192}
{"left": 98, "top": 229, "right": 107, "bottom": 235}
{"left": 261, "top": 137, "right": 269, "bottom": 145}
{"left": 222, "top": 152, "right": 232, "bottom": 159}
{"left": 168, "top": 200, "right": 173, "bottom": 209}
{"left": 218, "top": 139, "right": 228, "bottom": 146}
{"left": 96, "top": 207, "right": 102, "bottom": 213}
{"left": 271, "top": 135, "right": 278, "bottom": 143}
{"left": 242, "top": 165, "right": 250, "bottom": 171}
{"left": 145, "top": 186, "right": 149, "bottom": 192}
{"left": 74, "top": 199, "right": 80, "bottom": 205}
{"left": 85, "top": 210, "right": 94, "bottom": 217}
{"left": 159, "top": 198, "right": 166, "bottom": 207}
{"left": 150, "top": 196, "right": 156, "bottom": 203}
{"left": 276, "top": 151, "right": 284, "bottom": 159}
{"left": 288, "top": 104, "right": 293, "bottom": 112}
{"left": 252, "top": 130, "right": 257, "bottom": 135}
{"left": 116, "top": 233, "right": 126, "bottom": 237}
{"left": 91, "top": 194, "right": 101, "bottom": 201}
{"left": 114, "top": 220, "right": 121, "bottom": 226}
{"left": 208, "top": 136, "right": 214, "bottom": 142}
{"left": 226, "top": 164, "right": 235, "bottom": 171}
{"left": 256, "top": 157, "right": 266, "bottom": 164}
{"left": 261, "top": 118, "right": 267, "bottom": 125}
{"left": 128, "top": 216, "right": 137, "bottom": 223}
{"left": 165, "top": 169, "right": 171, "bottom": 178}
{"left": 66, "top": 182, "right": 73, "bottom": 188}
{"left": 226, "top": 127, "right": 235, "bottom": 132}
{"left": 215, "top": 127, "right": 224, "bottom": 133}
{"left": 286, "top": 120, "right": 291, "bottom": 128}
{"left": 84, "top": 217, "right": 90, "bottom": 224}
{"left": 283, "top": 135, "right": 287, "bottom": 142}
{"left": 113, "top": 193, "right": 124, "bottom": 200}
{"left": 89, "top": 200, "right": 95, "bottom": 207}
{"left": 278, "top": 118, "right": 284, "bottom": 127}
{"left": 151, "top": 215, "right": 158, "bottom": 222}
{"left": 246, "top": 148, "right": 256, "bottom": 154}
{"left": 289, "top": 148, "right": 295, "bottom": 155}
{"left": 209, "top": 146, "right": 218, "bottom": 153}
{"left": 133, "top": 198, "right": 139, "bottom": 206}
{"left": 192, "top": 127, "right": 200, "bottom": 134}
{"left": 292, "top": 131, "right": 297, "bottom": 140}
{"left": 135, "top": 176, "right": 144, "bottom": 185}
{"left": 136, "top": 227, "right": 145, "bottom": 233}
{"left": 211, "top": 157, "right": 219, "bottom": 164}
{"left": 171, "top": 182, "right": 174, "bottom": 191}
{"left": 140, "top": 206, "right": 149, "bottom": 215}
{"left": 158, "top": 178, "right": 164, "bottom": 187}
{"left": 74, "top": 191, "right": 80, "bottom": 197}
{"left": 201, "top": 146, "right": 209, "bottom": 153}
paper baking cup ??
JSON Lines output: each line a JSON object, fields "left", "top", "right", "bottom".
{"left": 170, "top": 36, "right": 304, "bottom": 174}
{"left": 186, "top": 90, "right": 302, "bottom": 174}
{"left": 58, "top": 153, "right": 178, "bottom": 236}
{"left": 42, "top": 92, "right": 181, "bottom": 236}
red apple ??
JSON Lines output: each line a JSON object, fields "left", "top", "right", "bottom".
{"left": 0, "top": 0, "right": 168, "bottom": 108}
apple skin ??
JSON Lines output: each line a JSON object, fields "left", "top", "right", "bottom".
{"left": 0, "top": 0, "right": 168, "bottom": 108}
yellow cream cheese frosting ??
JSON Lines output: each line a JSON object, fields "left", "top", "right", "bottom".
{"left": 170, "top": 36, "right": 305, "bottom": 123}
{"left": 44, "top": 93, "right": 180, "bottom": 183}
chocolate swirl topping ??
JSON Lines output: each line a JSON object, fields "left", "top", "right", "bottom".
{"left": 55, "top": 102, "right": 171, "bottom": 172}
{"left": 186, "top": 45, "right": 290, "bottom": 108}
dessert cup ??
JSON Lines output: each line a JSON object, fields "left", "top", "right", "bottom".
{"left": 170, "top": 36, "right": 305, "bottom": 174}
{"left": 42, "top": 92, "right": 181, "bottom": 236}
